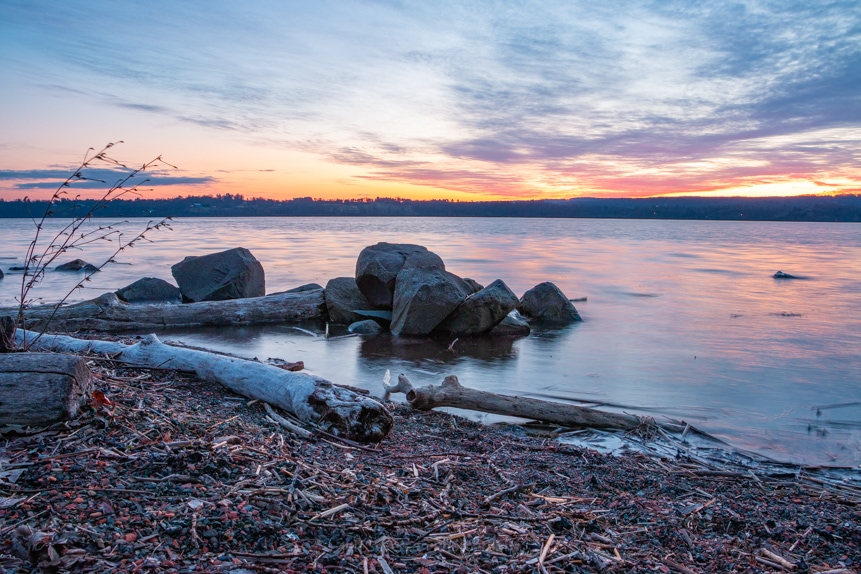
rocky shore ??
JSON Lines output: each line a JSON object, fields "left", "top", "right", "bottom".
{"left": 1, "top": 355, "right": 858, "bottom": 573}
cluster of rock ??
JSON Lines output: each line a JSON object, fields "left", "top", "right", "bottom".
{"left": 325, "top": 242, "right": 581, "bottom": 338}
{"left": 95, "top": 243, "right": 582, "bottom": 339}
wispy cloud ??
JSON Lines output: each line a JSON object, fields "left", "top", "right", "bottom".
{"left": 0, "top": 168, "right": 214, "bottom": 190}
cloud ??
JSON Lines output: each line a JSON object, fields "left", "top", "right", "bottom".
{"left": 114, "top": 102, "right": 172, "bottom": 114}
{"left": 0, "top": 168, "right": 214, "bottom": 190}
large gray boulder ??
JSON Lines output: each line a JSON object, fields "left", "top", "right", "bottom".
{"left": 435, "top": 279, "right": 519, "bottom": 336}
{"left": 517, "top": 282, "right": 582, "bottom": 324}
{"left": 391, "top": 268, "right": 472, "bottom": 336}
{"left": 355, "top": 243, "right": 445, "bottom": 309}
{"left": 325, "top": 277, "right": 373, "bottom": 324}
{"left": 115, "top": 277, "right": 181, "bottom": 304}
{"left": 171, "top": 247, "right": 265, "bottom": 302}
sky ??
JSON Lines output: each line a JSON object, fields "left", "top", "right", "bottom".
{"left": 1, "top": 0, "right": 860, "bottom": 202}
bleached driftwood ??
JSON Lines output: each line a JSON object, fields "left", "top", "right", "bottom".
{"left": 0, "top": 353, "right": 94, "bottom": 426}
{"left": 15, "top": 329, "right": 393, "bottom": 443}
{"left": 387, "top": 373, "right": 653, "bottom": 431}
{"left": 4, "top": 289, "right": 327, "bottom": 333}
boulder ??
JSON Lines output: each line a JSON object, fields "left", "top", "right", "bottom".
{"left": 325, "top": 277, "right": 373, "bottom": 324}
{"left": 391, "top": 268, "right": 472, "bottom": 336}
{"left": 488, "top": 312, "right": 532, "bottom": 338}
{"left": 171, "top": 247, "right": 265, "bottom": 302}
{"left": 56, "top": 259, "right": 99, "bottom": 273}
{"left": 462, "top": 278, "right": 484, "bottom": 293}
{"left": 348, "top": 320, "right": 384, "bottom": 335}
{"left": 355, "top": 243, "right": 445, "bottom": 309}
{"left": 435, "top": 279, "right": 519, "bottom": 336}
{"left": 517, "top": 282, "right": 582, "bottom": 324}
{"left": 115, "top": 277, "right": 181, "bottom": 304}
{"left": 773, "top": 270, "right": 798, "bottom": 279}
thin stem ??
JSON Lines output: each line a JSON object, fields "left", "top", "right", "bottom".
{"left": 15, "top": 142, "right": 173, "bottom": 350}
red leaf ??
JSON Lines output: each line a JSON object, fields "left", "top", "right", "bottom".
{"left": 92, "top": 390, "right": 114, "bottom": 407}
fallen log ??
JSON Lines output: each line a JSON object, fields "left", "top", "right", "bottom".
{"left": 14, "top": 329, "right": 393, "bottom": 443}
{"left": 0, "top": 352, "right": 94, "bottom": 426}
{"left": 386, "top": 373, "right": 659, "bottom": 431}
{"left": 3, "top": 289, "right": 327, "bottom": 333}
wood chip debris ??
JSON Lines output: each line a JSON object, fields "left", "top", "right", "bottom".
{"left": 0, "top": 357, "right": 859, "bottom": 572}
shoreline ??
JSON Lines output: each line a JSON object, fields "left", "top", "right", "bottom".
{"left": 1, "top": 357, "right": 858, "bottom": 572}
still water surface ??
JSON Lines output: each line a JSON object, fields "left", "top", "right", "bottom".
{"left": 1, "top": 216, "right": 860, "bottom": 467}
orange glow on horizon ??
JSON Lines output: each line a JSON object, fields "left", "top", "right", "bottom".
{"left": 2, "top": 141, "right": 859, "bottom": 203}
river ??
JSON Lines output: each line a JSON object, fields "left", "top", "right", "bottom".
{"left": 1, "top": 216, "right": 860, "bottom": 467}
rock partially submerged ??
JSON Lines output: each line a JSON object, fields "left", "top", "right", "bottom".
{"left": 115, "top": 277, "right": 182, "bottom": 304}
{"left": 435, "top": 279, "right": 519, "bottom": 336}
{"left": 773, "top": 270, "right": 798, "bottom": 279}
{"left": 325, "top": 277, "right": 373, "bottom": 325}
{"left": 517, "top": 281, "right": 582, "bottom": 324}
{"left": 487, "top": 312, "right": 532, "bottom": 337}
{"left": 391, "top": 268, "right": 472, "bottom": 336}
{"left": 348, "top": 319, "right": 384, "bottom": 334}
{"left": 171, "top": 247, "right": 265, "bottom": 302}
{"left": 56, "top": 259, "right": 99, "bottom": 273}
{"left": 269, "top": 283, "right": 324, "bottom": 296}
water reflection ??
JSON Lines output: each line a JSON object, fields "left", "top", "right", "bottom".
{"left": 359, "top": 333, "right": 517, "bottom": 364}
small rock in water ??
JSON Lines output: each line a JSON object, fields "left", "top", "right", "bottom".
{"left": 773, "top": 270, "right": 797, "bottom": 279}
{"left": 348, "top": 319, "right": 384, "bottom": 335}
{"left": 56, "top": 259, "right": 99, "bottom": 272}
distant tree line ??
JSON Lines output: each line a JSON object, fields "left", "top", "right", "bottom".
{"left": 1, "top": 193, "right": 860, "bottom": 222}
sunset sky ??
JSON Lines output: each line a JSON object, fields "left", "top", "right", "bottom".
{"left": 1, "top": 1, "right": 860, "bottom": 202}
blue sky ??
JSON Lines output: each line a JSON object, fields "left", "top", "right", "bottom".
{"left": 1, "top": 0, "right": 860, "bottom": 200}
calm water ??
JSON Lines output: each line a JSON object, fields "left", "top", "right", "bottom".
{"left": 1, "top": 216, "right": 860, "bottom": 467}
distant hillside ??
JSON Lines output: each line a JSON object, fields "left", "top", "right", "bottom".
{"left": 1, "top": 194, "right": 860, "bottom": 222}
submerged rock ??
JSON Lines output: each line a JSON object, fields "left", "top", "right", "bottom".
{"left": 115, "top": 277, "right": 181, "bottom": 304}
{"left": 171, "top": 247, "right": 265, "bottom": 302}
{"left": 488, "top": 312, "right": 532, "bottom": 338}
{"left": 773, "top": 270, "right": 798, "bottom": 279}
{"left": 270, "top": 283, "right": 324, "bottom": 295}
{"left": 517, "top": 282, "right": 582, "bottom": 324}
{"left": 348, "top": 319, "right": 384, "bottom": 335}
{"left": 56, "top": 259, "right": 99, "bottom": 273}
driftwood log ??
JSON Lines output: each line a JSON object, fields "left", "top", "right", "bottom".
{"left": 4, "top": 289, "right": 327, "bottom": 333}
{"left": 0, "top": 352, "right": 94, "bottom": 426}
{"left": 387, "top": 373, "right": 664, "bottom": 431}
{"left": 15, "top": 329, "right": 393, "bottom": 443}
